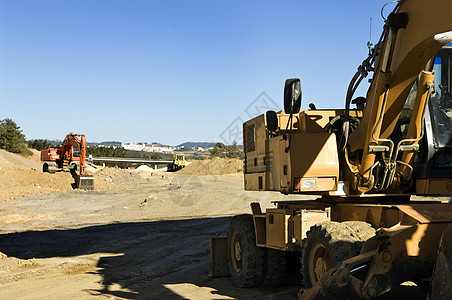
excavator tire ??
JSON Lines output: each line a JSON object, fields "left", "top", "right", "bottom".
{"left": 261, "top": 248, "right": 286, "bottom": 287}
{"left": 429, "top": 224, "right": 452, "bottom": 300}
{"left": 342, "top": 221, "right": 376, "bottom": 243}
{"left": 43, "top": 162, "right": 57, "bottom": 174}
{"left": 228, "top": 214, "right": 265, "bottom": 287}
{"left": 301, "top": 221, "right": 374, "bottom": 288}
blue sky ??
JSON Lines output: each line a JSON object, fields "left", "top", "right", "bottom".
{"left": 0, "top": 1, "right": 391, "bottom": 145}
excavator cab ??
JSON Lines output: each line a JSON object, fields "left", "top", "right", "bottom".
{"left": 410, "top": 44, "right": 452, "bottom": 193}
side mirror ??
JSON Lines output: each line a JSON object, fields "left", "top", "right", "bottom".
{"left": 284, "top": 78, "right": 302, "bottom": 114}
{"left": 266, "top": 110, "right": 278, "bottom": 132}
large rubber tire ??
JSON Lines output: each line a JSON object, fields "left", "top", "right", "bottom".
{"left": 261, "top": 248, "right": 286, "bottom": 286}
{"left": 429, "top": 224, "right": 452, "bottom": 300}
{"left": 228, "top": 214, "right": 265, "bottom": 287}
{"left": 301, "top": 221, "right": 375, "bottom": 288}
{"left": 342, "top": 221, "right": 376, "bottom": 245}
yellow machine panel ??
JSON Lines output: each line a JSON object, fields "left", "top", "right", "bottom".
{"left": 244, "top": 112, "right": 340, "bottom": 194}
{"left": 266, "top": 209, "right": 289, "bottom": 250}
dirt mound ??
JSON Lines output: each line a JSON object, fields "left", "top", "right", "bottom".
{"left": 178, "top": 157, "right": 243, "bottom": 175}
{"left": 27, "top": 149, "right": 42, "bottom": 163}
{"left": 0, "top": 162, "right": 73, "bottom": 201}
{"left": 0, "top": 149, "right": 142, "bottom": 200}
{"left": 136, "top": 165, "right": 153, "bottom": 171}
{"left": 93, "top": 167, "right": 147, "bottom": 186}
{"left": 0, "top": 149, "right": 41, "bottom": 170}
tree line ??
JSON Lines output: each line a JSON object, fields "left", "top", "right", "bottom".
{"left": 209, "top": 141, "right": 243, "bottom": 159}
{"left": 28, "top": 139, "right": 58, "bottom": 151}
{"left": 86, "top": 145, "right": 127, "bottom": 157}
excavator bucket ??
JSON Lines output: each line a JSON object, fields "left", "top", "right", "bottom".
{"left": 77, "top": 174, "right": 94, "bottom": 190}
{"left": 209, "top": 237, "right": 230, "bottom": 278}
{"left": 429, "top": 224, "right": 452, "bottom": 300}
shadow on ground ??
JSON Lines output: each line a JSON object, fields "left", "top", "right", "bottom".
{"left": 0, "top": 217, "right": 300, "bottom": 299}
{"left": 0, "top": 216, "right": 426, "bottom": 300}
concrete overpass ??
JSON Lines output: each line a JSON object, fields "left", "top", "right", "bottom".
{"left": 89, "top": 157, "right": 172, "bottom": 165}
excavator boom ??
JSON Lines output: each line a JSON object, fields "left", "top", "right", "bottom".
{"left": 346, "top": 0, "right": 452, "bottom": 193}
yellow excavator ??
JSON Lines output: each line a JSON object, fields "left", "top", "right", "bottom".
{"left": 211, "top": 0, "right": 452, "bottom": 299}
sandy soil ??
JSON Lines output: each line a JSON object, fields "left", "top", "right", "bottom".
{"left": 0, "top": 171, "right": 304, "bottom": 300}
{"left": 0, "top": 149, "right": 132, "bottom": 201}
{"left": 0, "top": 151, "right": 427, "bottom": 300}
{"left": 178, "top": 158, "right": 243, "bottom": 175}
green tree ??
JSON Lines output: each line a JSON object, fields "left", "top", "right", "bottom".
{"left": 0, "top": 118, "right": 32, "bottom": 155}
{"left": 143, "top": 152, "right": 162, "bottom": 160}
{"left": 209, "top": 142, "right": 243, "bottom": 159}
{"left": 209, "top": 142, "right": 228, "bottom": 157}
{"left": 227, "top": 141, "right": 243, "bottom": 159}
{"left": 114, "top": 147, "right": 127, "bottom": 157}
{"left": 28, "top": 139, "right": 56, "bottom": 151}
{"left": 86, "top": 145, "right": 127, "bottom": 158}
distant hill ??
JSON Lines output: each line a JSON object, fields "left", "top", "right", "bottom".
{"left": 47, "top": 139, "right": 62, "bottom": 145}
{"left": 178, "top": 142, "right": 217, "bottom": 148}
{"left": 30, "top": 139, "right": 122, "bottom": 147}
{"left": 37, "top": 140, "right": 240, "bottom": 148}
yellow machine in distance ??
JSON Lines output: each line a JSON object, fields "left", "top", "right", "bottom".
{"left": 167, "top": 154, "right": 189, "bottom": 172}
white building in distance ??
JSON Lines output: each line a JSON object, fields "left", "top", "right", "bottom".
{"left": 122, "top": 142, "right": 175, "bottom": 153}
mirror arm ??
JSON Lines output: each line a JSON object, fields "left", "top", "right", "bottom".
{"left": 284, "top": 113, "right": 294, "bottom": 153}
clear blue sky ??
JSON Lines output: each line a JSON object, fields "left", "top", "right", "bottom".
{"left": 0, "top": 1, "right": 391, "bottom": 145}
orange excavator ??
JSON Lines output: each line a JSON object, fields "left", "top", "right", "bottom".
{"left": 41, "top": 133, "right": 94, "bottom": 190}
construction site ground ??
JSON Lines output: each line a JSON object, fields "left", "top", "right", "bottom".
{"left": 0, "top": 149, "right": 428, "bottom": 299}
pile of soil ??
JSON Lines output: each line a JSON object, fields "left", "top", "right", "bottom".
{"left": 93, "top": 167, "right": 147, "bottom": 186}
{"left": 0, "top": 149, "right": 141, "bottom": 201}
{"left": 0, "top": 149, "right": 245, "bottom": 200}
{"left": 27, "top": 149, "right": 42, "bottom": 163}
{"left": 136, "top": 165, "right": 154, "bottom": 171}
{"left": 178, "top": 157, "right": 243, "bottom": 175}
{"left": 0, "top": 149, "right": 73, "bottom": 200}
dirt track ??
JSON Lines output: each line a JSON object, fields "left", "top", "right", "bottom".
{"left": 0, "top": 151, "right": 427, "bottom": 299}
{"left": 0, "top": 168, "right": 306, "bottom": 300}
